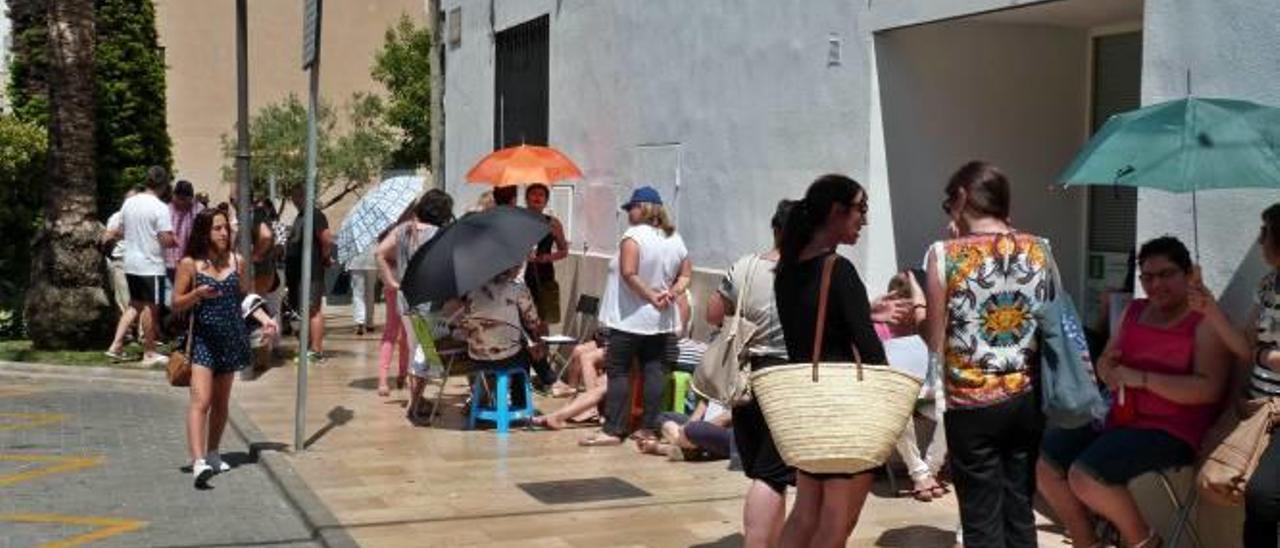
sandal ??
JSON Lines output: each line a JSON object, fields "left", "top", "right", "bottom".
{"left": 377, "top": 382, "right": 391, "bottom": 398}
{"left": 578, "top": 432, "right": 623, "bottom": 447}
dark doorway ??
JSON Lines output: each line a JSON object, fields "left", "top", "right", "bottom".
{"left": 494, "top": 15, "right": 550, "bottom": 149}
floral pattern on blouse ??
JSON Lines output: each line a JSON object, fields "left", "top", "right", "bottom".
{"left": 940, "top": 233, "right": 1052, "bottom": 409}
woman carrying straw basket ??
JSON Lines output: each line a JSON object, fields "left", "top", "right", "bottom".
{"left": 924, "top": 161, "right": 1054, "bottom": 547}
{"left": 773, "top": 174, "right": 887, "bottom": 547}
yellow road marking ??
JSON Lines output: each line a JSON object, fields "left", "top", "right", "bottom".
{"left": 0, "top": 454, "right": 103, "bottom": 487}
{"left": 0, "top": 513, "right": 146, "bottom": 547}
{"left": 0, "top": 412, "right": 68, "bottom": 432}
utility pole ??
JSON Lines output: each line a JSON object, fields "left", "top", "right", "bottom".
{"left": 427, "top": 0, "right": 443, "bottom": 190}
{"left": 296, "top": 0, "right": 323, "bottom": 452}
{"left": 235, "top": 0, "right": 254, "bottom": 280}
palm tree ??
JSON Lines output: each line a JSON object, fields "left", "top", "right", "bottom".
{"left": 24, "top": 0, "right": 114, "bottom": 349}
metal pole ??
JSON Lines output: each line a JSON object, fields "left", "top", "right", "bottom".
{"left": 427, "top": 0, "right": 443, "bottom": 190}
{"left": 235, "top": 0, "right": 254, "bottom": 281}
{"left": 295, "top": 0, "right": 323, "bottom": 453}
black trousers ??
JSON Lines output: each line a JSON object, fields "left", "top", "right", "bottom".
{"left": 1246, "top": 431, "right": 1280, "bottom": 548}
{"left": 945, "top": 391, "right": 1044, "bottom": 548}
{"left": 602, "top": 330, "right": 669, "bottom": 438}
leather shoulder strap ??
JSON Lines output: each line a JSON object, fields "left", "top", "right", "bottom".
{"left": 811, "top": 255, "right": 837, "bottom": 380}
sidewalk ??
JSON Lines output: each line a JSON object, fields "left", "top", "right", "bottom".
{"left": 236, "top": 304, "right": 1070, "bottom": 547}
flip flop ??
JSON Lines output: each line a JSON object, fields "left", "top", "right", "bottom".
{"left": 578, "top": 432, "right": 623, "bottom": 447}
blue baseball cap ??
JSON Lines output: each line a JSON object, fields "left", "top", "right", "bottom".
{"left": 621, "top": 186, "right": 663, "bottom": 211}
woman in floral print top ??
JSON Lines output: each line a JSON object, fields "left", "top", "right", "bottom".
{"left": 924, "top": 161, "right": 1056, "bottom": 547}
{"left": 935, "top": 231, "right": 1052, "bottom": 408}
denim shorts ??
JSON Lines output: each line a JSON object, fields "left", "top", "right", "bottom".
{"left": 1041, "top": 426, "right": 1195, "bottom": 486}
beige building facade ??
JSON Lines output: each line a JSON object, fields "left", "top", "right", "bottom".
{"left": 156, "top": 0, "right": 426, "bottom": 202}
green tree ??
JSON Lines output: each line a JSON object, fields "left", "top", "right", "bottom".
{"left": 7, "top": 0, "right": 51, "bottom": 127}
{"left": 372, "top": 14, "right": 432, "bottom": 170}
{"left": 93, "top": 0, "right": 173, "bottom": 213}
{"left": 24, "top": 0, "right": 116, "bottom": 349}
{"left": 220, "top": 93, "right": 395, "bottom": 210}
{"left": 0, "top": 116, "right": 48, "bottom": 338}
{"left": 7, "top": 0, "right": 171, "bottom": 214}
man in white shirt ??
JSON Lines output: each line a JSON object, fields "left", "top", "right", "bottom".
{"left": 102, "top": 186, "right": 148, "bottom": 359}
{"left": 111, "top": 166, "right": 177, "bottom": 364}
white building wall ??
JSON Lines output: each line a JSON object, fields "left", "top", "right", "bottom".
{"left": 1138, "top": 0, "right": 1280, "bottom": 317}
{"left": 443, "top": 0, "right": 874, "bottom": 273}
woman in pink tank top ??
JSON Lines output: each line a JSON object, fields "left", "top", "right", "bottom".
{"left": 1036, "top": 237, "right": 1232, "bottom": 548}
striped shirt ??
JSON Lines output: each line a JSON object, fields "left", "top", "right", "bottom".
{"left": 1251, "top": 271, "right": 1280, "bottom": 398}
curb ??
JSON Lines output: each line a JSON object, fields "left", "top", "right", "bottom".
{"left": 1, "top": 359, "right": 359, "bottom": 548}
{"left": 228, "top": 404, "right": 360, "bottom": 548}
{"left": 0, "top": 359, "right": 166, "bottom": 385}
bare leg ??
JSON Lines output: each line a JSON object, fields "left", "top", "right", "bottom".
{"left": 140, "top": 302, "right": 158, "bottom": 356}
{"left": 206, "top": 372, "right": 235, "bottom": 454}
{"left": 1037, "top": 459, "right": 1098, "bottom": 546}
{"left": 107, "top": 306, "right": 140, "bottom": 353}
{"left": 743, "top": 480, "right": 786, "bottom": 548}
{"left": 780, "top": 472, "right": 823, "bottom": 548}
{"left": 809, "top": 473, "right": 874, "bottom": 548}
{"left": 539, "top": 378, "right": 608, "bottom": 428}
{"left": 310, "top": 307, "right": 324, "bottom": 353}
{"left": 187, "top": 366, "right": 213, "bottom": 461}
{"left": 1069, "top": 466, "right": 1152, "bottom": 546}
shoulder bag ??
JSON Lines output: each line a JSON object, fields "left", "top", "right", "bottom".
{"left": 167, "top": 312, "right": 194, "bottom": 387}
{"left": 750, "top": 255, "right": 921, "bottom": 474}
{"left": 692, "top": 255, "right": 762, "bottom": 406}
{"left": 1199, "top": 397, "right": 1279, "bottom": 506}
{"left": 1036, "top": 240, "right": 1109, "bottom": 429}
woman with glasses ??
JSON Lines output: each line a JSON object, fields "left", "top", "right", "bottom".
{"left": 773, "top": 174, "right": 886, "bottom": 547}
{"left": 1037, "top": 236, "right": 1233, "bottom": 548}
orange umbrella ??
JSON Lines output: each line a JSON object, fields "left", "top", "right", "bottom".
{"left": 465, "top": 145, "right": 584, "bottom": 187}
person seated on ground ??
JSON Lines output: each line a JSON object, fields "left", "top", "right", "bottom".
{"left": 875, "top": 269, "right": 949, "bottom": 502}
{"left": 639, "top": 398, "right": 734, "bottom": 462}
{"left": 551, "top": 329, "right": 610, "bottom": 399}
{"left": 459, "top": 265, "right": 548, "bottom": 411}
{"left": 1036, "top": 236, "right": 1233, "bottom": 548}
{"left": 534, "top": 331, "right": 610, "bottom": 429}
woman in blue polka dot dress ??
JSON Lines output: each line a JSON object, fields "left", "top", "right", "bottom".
{"left": 173, "top": 208, "right": 277, "bottom": 488}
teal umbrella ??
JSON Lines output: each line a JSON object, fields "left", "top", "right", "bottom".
{"left": 1059, "top": 97, "right": 1280, "bottom": 256}
{"left": 1060, "top": 97, "right": 1280, "bottom": 191}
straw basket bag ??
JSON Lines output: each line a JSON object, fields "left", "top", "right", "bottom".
{"left": 750, "top": 255, "right": 922, "bottom": 474}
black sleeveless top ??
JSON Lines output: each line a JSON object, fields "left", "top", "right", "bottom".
{"left": 525, "top": 213, "right": 557, "bottom": 292}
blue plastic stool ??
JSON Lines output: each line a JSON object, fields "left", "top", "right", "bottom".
{"left": 467, "top": 365, "right": 536, "bottom": 434}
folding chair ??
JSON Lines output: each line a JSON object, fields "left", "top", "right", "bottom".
{"left": 408, "top": 313, "right": 465, "bottom": 426}
{"left": 1154, "top": 467, "right": 1203, "bottom": 548}
{"left": 546, "top": 294, "right": 600, "bottom": 381}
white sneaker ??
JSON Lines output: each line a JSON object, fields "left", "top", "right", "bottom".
{"left": 205, "top": 452, "right": 231, "bottom": 473}
{"left": 192, "top": 459, "right": 214, "bottom": 488}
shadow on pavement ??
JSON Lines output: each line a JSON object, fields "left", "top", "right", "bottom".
{"left": 303, "top": 405, "right": 355, "bottom": 449}
{"left": 874, "top": 525, "right": 955, "bottom": 547}
{"left": 690, "top": 533, "right": 743, "bottom": 548}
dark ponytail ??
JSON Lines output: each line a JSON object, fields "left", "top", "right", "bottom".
{"left": 779, "top": 174, "right": 864, "bottom": 269}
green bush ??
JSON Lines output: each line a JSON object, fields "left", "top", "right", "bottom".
{"left": 0, "top": 116, "right": 48, "bottom": 339}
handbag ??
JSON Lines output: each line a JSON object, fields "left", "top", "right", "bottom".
{"left": 1198, "top": 397, "right": 1279, "bottom": 506}
{"left": 1036, "top": 245, "right": 1109, "bottom": 429}
{"left": 750, "top": 255, "right": 921, "bottom": 474}
{"left": 692, "top": 255, "right": 763, "bottom": 406}
{"left": 167, "top": 312, "right": 195, "bottom": 387}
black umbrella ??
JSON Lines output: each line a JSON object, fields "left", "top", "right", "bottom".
{"left": 402, "top": 205, "right": 550, "bottom": 307}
